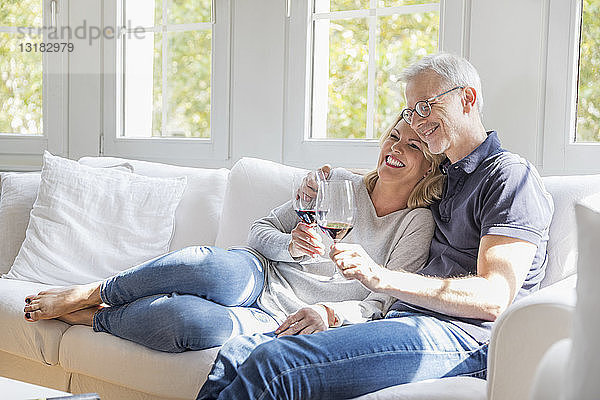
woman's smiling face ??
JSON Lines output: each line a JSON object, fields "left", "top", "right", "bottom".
{"left": 377, "top": 120, "right": 432, "bottom": 188}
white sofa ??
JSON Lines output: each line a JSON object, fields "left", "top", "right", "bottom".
{"left": 0, "top": 156, "right": 598, "bottom": 400}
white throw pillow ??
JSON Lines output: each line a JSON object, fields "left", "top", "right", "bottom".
{"left": 215, "top": 157, "right": 307, "bottom": 249}
{"left": 79, "top": 156, "right": 230, "bottom": 250}
{"left": 0, "top": 172, "right": 41, "bottom": 274}
{"left": 0, "top": 164, "right": 134, "bottom": 276}
{"left": 3, "top": 152, "right": 187, "bottom": 285}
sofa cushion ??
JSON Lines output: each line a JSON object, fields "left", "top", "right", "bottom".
{"left": 59, "top": 325, "right": 219, "bottom": 399}
{"left": 541, "top": 174, "right": 600, "bottom": 287}
{"left": 5, "top": 152, "right": 187, "bottom": 286}
{"left": 79, "top": 156, "right": 229, "bottom": 250}
{"left": 352, "top": 376, "right": 486, "bottom": 399}
{"left": 0, "top": 279, "right": 69, "bottom": 365}
{"left": 0, "top": 172, "right": 41, "bottom": 274}
{"left": 215, "top": 157, "right": 307, "bottom": 248}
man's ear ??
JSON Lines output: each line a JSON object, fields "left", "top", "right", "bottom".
{"left": 462, "top": 87, "right": 477, "bottom": 113}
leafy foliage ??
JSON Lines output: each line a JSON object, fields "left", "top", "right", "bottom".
{"left": 317, "top": 1, "right": 439, "bottom": 139}
{"left": 0, "top": 0, "right": 43, "bottom": 134}
{"left": 576, "top": 0, "right": 600, "bottom": 142}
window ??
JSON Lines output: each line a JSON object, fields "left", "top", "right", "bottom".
{"left": 102, "top": 0, "right": 230, "bottom": 164}
{"left": 122, "top": 0, "right": 212, "bottom": 139}
{"left": 543, "top": 0, "right": 600, "bottom": 173}
{"left": 0, "top": 0, "right": 68, "bottom": 170}
{"left": 284, "top": 0, "right": 463, "bottom": 169}
{"left": 575, "top": 0, "right": 599, "bottom": 143}
{"left": 311, "top": 0, "right": 440, "bottom": 141}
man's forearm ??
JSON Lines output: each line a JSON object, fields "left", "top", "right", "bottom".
{"left": 378, "top": 270, "right": 510, "bottom": 321}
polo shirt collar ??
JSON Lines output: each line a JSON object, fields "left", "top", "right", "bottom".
{"left": 440, "top": 131, "right": 501, "bottom": 175}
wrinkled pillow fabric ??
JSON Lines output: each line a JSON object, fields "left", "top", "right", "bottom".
{"left": 3, "top": 152, "right": 186, "bottom": 285}
{"left": 0, "top": 172, "right": 41, "bottom": 274}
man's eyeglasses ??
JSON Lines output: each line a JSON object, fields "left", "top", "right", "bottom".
{"left": 401, "top": 86, "right": 464, "bottom": 125}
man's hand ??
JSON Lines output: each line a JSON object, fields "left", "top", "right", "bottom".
{"left": 298, "top": 165, "right": 331, "bottom": 202}
{"left": 289, "top": 222, "right": 326, "bottom": 258}
{"left": 330, "top": 243, "right": 388, "bottom": 292}
{"left": 275, "top": 306, "right": 328, "bottom": 337}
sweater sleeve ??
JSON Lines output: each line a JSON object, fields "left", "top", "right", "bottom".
{"left": 247, "top": 200, "right": 302, "bottom": 263}
{"left": 321, "top": 208, "right": 435, "bottom": 325}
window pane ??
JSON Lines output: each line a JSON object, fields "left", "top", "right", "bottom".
{"left": 315, "top": 0, "right": 370, "bottom": 13}
{"left": 576, "top": 0, "right": 600, "bottom": 142}
{"left": 166, "top": 30, "right": 211, "bottom": 138}
{"left": 378, "top": 0, "right": 439, "bottom": 7}
{"left": 0, "top": 0, "right": 43, "bottom": 27}
{"left": 123, "top": 32, "right": 162, "bottom": 137}
{"left": 0, "top": 33, "right": 43, "bottom": 134}
{"left": 125, "top": 0, "right": 162, "bottom": 27}
{"left": 169, "top": 0, "right": 212, "bottom": 24}
{"left": 312, "top": 18, "right": 369, "bottom": 139}
{"left": 375, "top": 12, "right": 439, "bottom": 137}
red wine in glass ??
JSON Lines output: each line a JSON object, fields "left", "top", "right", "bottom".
{"left": 315, "top": 180, "right": 357, "bottom": 282}
{"left": 295, "top": 209, "right": 316, "bottom": 224}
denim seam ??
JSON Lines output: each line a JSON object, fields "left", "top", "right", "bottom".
{"left": 255, "top": 347, "right": 484, "bottom": 400}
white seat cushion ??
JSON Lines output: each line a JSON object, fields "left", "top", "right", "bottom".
{"left": 0, "top": 278, "right": 69, "bottom": 365}
{"left": 79, "top": 156, "right": 230, "bottom": 250}
{"left": 59, "top": 325, "right": 219, "bottom": 399}
{"left": 541, "top": 174, "right": 600, "bottom": 287}
{"left": 0, "top": 172, "right": 41, "bottom": 274}
{"left": 351, "top": 376, "right": 486, "bottom": 400}
{"left": 215, "top": 157, "right": 307, "bottom": 248}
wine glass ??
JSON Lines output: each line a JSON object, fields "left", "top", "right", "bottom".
{"left": 291, "top": 172, "right": 327, "bottom": 264}
{"left": 315, "top": 180, "right": 356, "bottom": 281}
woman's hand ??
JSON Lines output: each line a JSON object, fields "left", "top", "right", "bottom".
{"left": 298, "top": 165, "right": 332, "bottom": 202}
{"left": 289, "top": 222, "right": 326, "bottom": 258}
{"left": 330, "top": 243, "right": 389, "bottom": 292}
{"left": 275, "top": 306, "right": 328, "bottom": 337}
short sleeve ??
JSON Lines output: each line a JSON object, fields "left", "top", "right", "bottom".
{"left": 480, "top": 160, "right": 554, "bottom": 246}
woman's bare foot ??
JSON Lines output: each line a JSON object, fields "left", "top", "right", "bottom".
{"left": 24, "top": 282, "right": 103, "bottom": 322}
{"left": 57, "top": 306, "right": 104, "bottom": 326}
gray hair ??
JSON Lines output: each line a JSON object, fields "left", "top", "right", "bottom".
{"left": 401, "top": 52, "right": 484, "bottom": 119}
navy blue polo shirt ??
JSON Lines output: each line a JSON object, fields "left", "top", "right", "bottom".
{"left": 388, "top": 131, "right": 554, "bottom": 343}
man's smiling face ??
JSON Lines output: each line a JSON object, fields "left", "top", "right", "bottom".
{"left": 405, "top": 71, "right": 465, "bottom": 161}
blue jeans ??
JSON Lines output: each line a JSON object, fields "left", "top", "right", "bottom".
{"left": 197, "top": 312, "right": 487, "bottom": 400}
{"left": 92, "top": 246, "right": 278, "bottom": 352}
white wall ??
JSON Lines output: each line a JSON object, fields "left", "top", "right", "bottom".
{"left": 7, "top": 0, "right": 592, "bottom": 175}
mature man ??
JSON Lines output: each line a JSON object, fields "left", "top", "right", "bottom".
{"left": 196, "top": 53, "right": 554, "bottom": 400}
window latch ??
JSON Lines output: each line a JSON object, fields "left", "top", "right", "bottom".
{"left": 211, "top": 0, "right": 216, "bottom": 24}
{"left": 51, "top": 0, "right": 58, "bottom": 29}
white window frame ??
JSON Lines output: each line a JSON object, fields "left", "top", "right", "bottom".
{"left": 0, "top": 0, "right": 68, "bottom": 170}
{"left": 102, "top": 0, "right": 230, "bottom": 166}
{"left": 283, "top": 0, "right": 468, "bottom": 169}
{"left": 542, "top": 0, "right": 600, "bottom": 174}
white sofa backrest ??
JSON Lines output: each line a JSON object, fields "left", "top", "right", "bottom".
{"left": 79, "top": 156, "right": 230, "bottom": 251}
{"left": 215, "top": 158, "right": 308, "bottom": 249}
{"left": 541, "top": 174, "right": 600, "bottom": 288}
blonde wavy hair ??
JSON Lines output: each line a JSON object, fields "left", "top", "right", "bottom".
{"left": 364, "top": 113, "right": 445, "bottom": 209}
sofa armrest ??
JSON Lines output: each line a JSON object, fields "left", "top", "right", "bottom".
{"left": 487, "top": 274, "right": 577, "bottom": 400}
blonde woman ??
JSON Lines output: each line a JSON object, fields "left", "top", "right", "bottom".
{"left": 24, "top": 117, "right": 444, "bottom": 356}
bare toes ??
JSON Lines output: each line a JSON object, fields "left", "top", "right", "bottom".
{"left": 24, "top": 304, "right": 40, "bottom": 313}
{"left": 29, "top": 310, "right": 43, "bottom": 321}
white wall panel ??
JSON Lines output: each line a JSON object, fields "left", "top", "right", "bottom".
{"left": 469, "top": 0, "right": 547, "bottom": 168}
